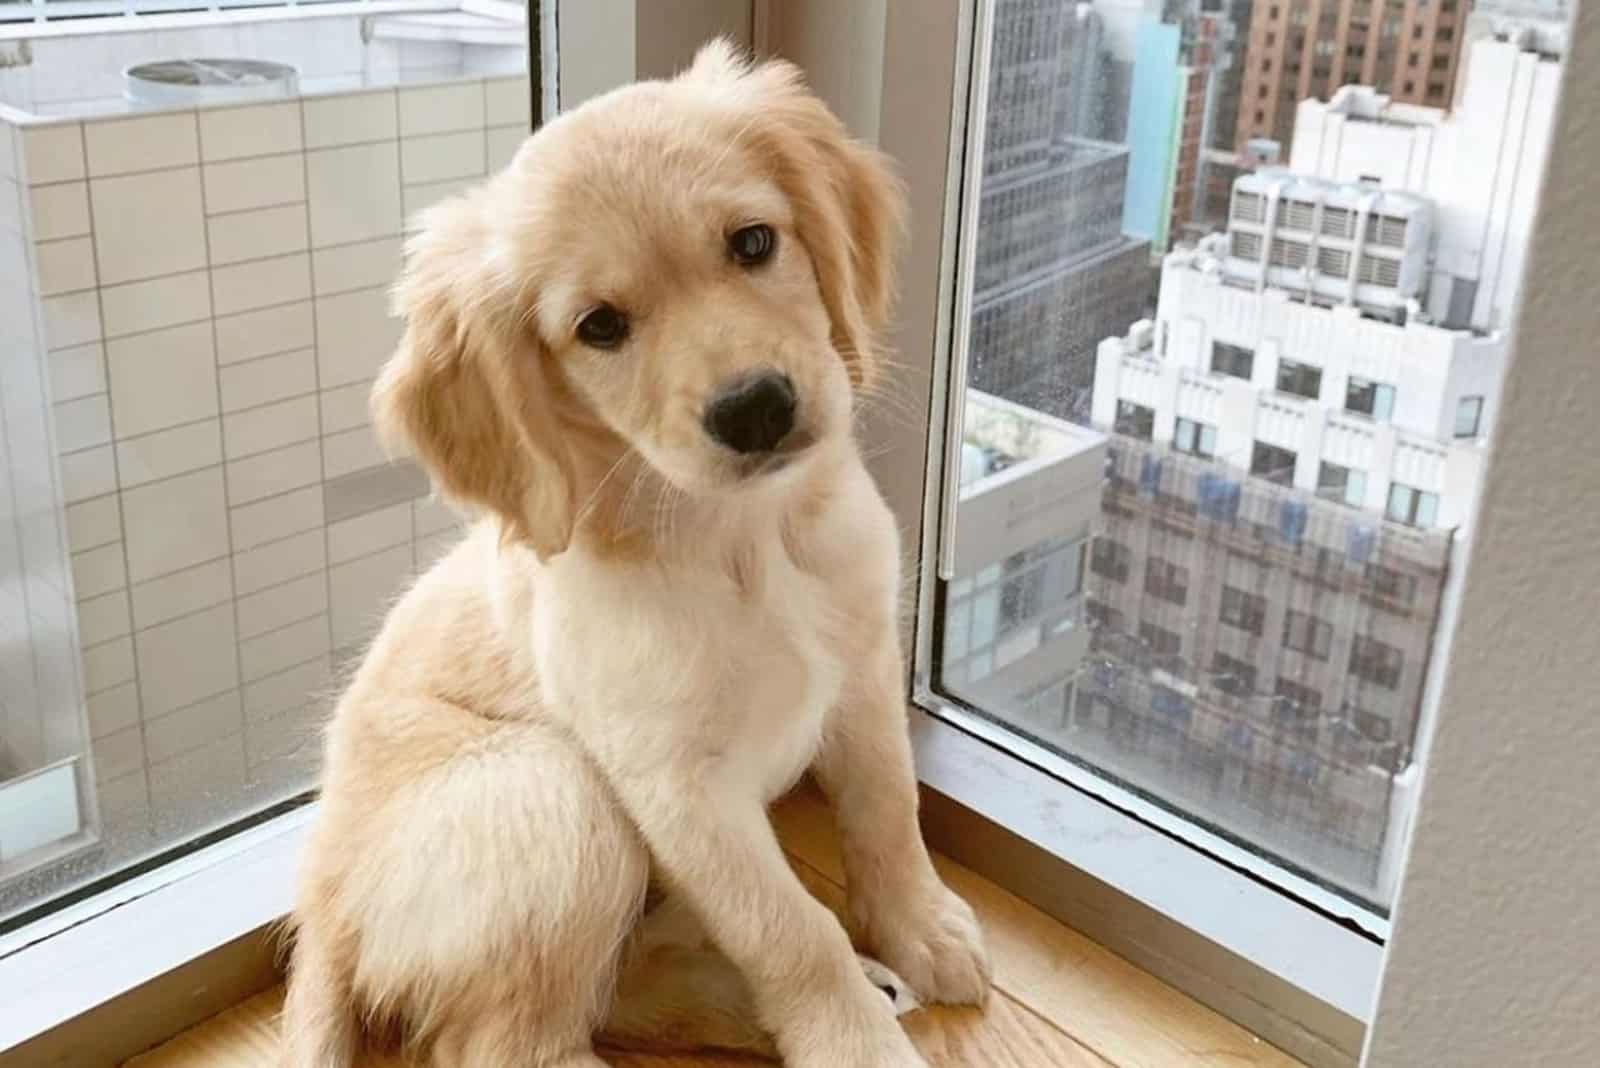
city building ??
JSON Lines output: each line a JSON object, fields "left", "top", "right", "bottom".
{"left": 1072, "top": 29, "right": 1560, "bottom": 900}
{"left": 1289, "top": 36, "right": 1563, "bottom": 332}
{"left": 942, "top": 392, "right": 1106, "bottom": 739}
{"left": 1123, "top": 2, "right": 1233, "bottom": 252}
{"left": 1234, "top": 0, "right": 1469, "bottom": 154}
{"left": 971, "top": 0, "right": 1152, "bottom": 422}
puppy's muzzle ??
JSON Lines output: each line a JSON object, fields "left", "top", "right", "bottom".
{"left": 703, "top": 370, "right": 797, "bottom": 455}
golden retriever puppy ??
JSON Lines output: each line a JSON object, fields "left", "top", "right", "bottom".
{"left": 281, "top": 40, "right": 990, "bottom": 1068}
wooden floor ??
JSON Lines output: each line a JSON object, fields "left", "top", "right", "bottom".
{"left": 126, "top": 789, "right": 1303, "bottom": 1068}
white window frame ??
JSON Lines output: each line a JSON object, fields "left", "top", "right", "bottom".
{"left": 4, "top": 3, "right": 1595, "bottom": 1066}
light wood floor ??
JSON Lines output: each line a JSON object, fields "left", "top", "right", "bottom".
{"left": 127, "top": 789, "right": 1303, "bottom": 1068}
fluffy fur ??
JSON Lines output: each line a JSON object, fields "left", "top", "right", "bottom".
{"left": 281, "top": 41, "right": 990, "bottom": 1068}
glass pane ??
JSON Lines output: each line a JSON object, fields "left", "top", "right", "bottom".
{"left": 1, "top": 4, "right": 529, "bottom": 923}
{"left": 936, "top": 0, "right": 1565, "bottom": 911}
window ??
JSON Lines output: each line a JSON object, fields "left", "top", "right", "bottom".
{"left": 1367, "top": 564, "right": 1419, "bottom": 606}
{"left": 0, "top": 0, "right": 527, "bottom": 931}
{"left": 928, "top": 0, "right": 1573, "bottom": 946}
{"left": 1174, "top": 417, "right": 1218, "bottom": 459}
{"left": 1274, "top": 678, "right": 1323, "bottom": 739}
{"left": 1251, "top": 442, "right": 1298, "bottom": 485}
{"left": 1387, "top": 482, "right": 1440, "bottom": 527}
{"left": 1091, "top": 538, "right": 1132, "bottom": 583}
{"left": 1346, "top": 376, "right": 1397, "bottom": 420}
{"left": 1212, "top": 652, "right": 1259, "bottom": 697}
{"left": 1269, "top": 237, "right": 1310, "bottom": 267}
{"left": 1115, "top": 400, "right": 1155, "bottom": 440}
{"left": 1145, "top": 558, "right": 1190, "bottom": 606}
{"left": 1316, "top": 248, "right": 1351, "bottom": 286}
{"left": 1276, "top": 358, "right": 1323, "bottom": 400}
{"left": 1220, "top": 586, "right": 1267, "bottom": 635}
{"left": 1455, "top": 395, "right": 1484, "bottom": 437}
{"left": 1320, "top": 206, "right": 1354, "bottom": 238}
{"left": 1211, "top": 341, "right": 1255, "bottom": 380}
{"left": 1139, "top": 621, "right": 1183, "bottom": 658}
{"left": 1350, "top": 636, "right": 1406, "bottom": 689}
{"left": 1318, "top": 461, "right": 1368, "bottom": 507}
{"left": 1358, "top": 254, "right": 1403, "bottom": 286}
{"left": 1283, "top": 610, "right": 1334, "bottom": 660}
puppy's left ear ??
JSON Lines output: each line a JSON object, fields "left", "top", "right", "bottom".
{"left": 706, "top": 49, "right": 907, "bottom": 387}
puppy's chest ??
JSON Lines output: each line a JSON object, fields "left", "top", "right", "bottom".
{"left": 543, "top": 550, "right": 848, "bottom": 795}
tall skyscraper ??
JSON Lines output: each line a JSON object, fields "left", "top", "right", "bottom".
{"left": 1234, "top": 0, "right": 1470, "bottom": 154}
{"left": 970, "top": 0, "right": 1153, "bottom": 421}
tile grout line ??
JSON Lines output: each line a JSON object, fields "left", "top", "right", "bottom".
{"left": 195, "top": 105, "right": 254, "bottom": 781}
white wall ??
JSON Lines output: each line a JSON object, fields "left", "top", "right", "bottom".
{"left": 1362, "top": 3, "right": 1600, "bottom": 1061}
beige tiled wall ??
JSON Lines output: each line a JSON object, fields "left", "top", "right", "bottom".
{"left": 6, "top": 72, "right": 531, "bottom": 854}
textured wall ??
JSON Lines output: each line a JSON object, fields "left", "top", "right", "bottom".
{"left": 1363, "top": 4, "right": 1600, "bottom": 1064}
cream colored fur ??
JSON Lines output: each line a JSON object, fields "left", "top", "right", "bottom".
{"left": 281, "top": 41, "right": 990, "bottom": 1068}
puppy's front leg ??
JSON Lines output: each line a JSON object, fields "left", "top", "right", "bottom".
{"left": 815, "top": 641, "right": 992, "bottom": 1007}
{"left": 607, "top": 771, "right": 927, "bottom": 1068}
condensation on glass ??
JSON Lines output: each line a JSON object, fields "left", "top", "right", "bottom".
{"left": 937, "top": 0, "right": 1566, "bottom": 909}
{"left": 0, "top": 2, "right": 529, "bottom": 922}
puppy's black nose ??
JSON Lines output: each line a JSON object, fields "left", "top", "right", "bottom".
{"left": 703, "top": 372, "right": 797, "bottom": 454}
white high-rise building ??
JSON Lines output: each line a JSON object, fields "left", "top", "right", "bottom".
{"left": 1076, "top": 28, "right": 1562, "bottom": 899}
{"left": 1288, "top": 34, "right": 1564, "bottom": 334}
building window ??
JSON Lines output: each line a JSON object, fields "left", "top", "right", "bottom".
{"left": 1367, "top": 564, "right": 1419, "bottom": 606}
{"left": 1432, "top": 55, "right": 1450, "bottom": 71}
{"left": 1276, "top": 358, "right": 1323, "bottom": 400}
{"left": 1252, "top": 442, "right": 1298, "bottom": 486}
{"left": 1085, "top": 599, "right": 1124, "bottom": 632}
{"left": 1231, "top": 231, "right": 1263, "bottom": 259}
{"left": 1212, "top": 652, "right": 1258, "bottom": 697}
{"left": 1428, "top": 81, "right": 1446, "bottom": 98}
{"left": 1220, "top": 586, "right": 1267, "bottom": 636}
{"left": 1174, "top": 417, "right": 1218, "bottom": 459}
{"left": 1212, "top": 341, "right": 1255, "bottom": 380}
{"left": 1115, "top": 400, "right": 1155, "bottom": 440}
{"left": 1358, "top": 254, "right": 1402, "bottom": 287}
{"left": 1404, "top": 80, "right": 1416, "bottom": 95}
{"left": 1274, "top": 678, "right": 1323, "bottom": 739}
{"left": 1090, "top": 538, "right": 1132, "bottom": 583}
{"left": 1269, "top": 237, "right": 1310, "bottom": 268}
{"left": 1283, "top": 610, "right": 1333, "bottom": 660}
{"left": 1345, "top": 377, "right": 1396, "bottom": 421}
{"left": 1145, "top": 558, "right": 1190, "bottom": 606}
{"left": 1366, "top": 214, "right": 1408, "bottom": 247}
{"left": 1354, "top": 708, "right": 1393, "bottom": 743}
{"left": 1386, "top": 483, "right": 1440, "bottom": 527}
{"left": 1318, "top": 461, "right": 1368, "bottom": 507}
{"left": 1408, "top": 52, "right": 1419, "bottom": 68}
{"left": 1281, "top": 199, "right": 1316, "bottom": 231}
{"left": 1320, "top": 206, "right": 1353, "bottom": 238}
{"left": 1232, "top": 191, "right": 1265, "bottom": 223}
{"left": 1139, "top": 621, "right": 1183, "bottom": 658}
{"left": 1349, "top": 636, "right": 1405, "bottom": 689}
{"left": 1455, "top": 395, "right": 1484, "bottom": 438}
{"left": 1317, "top": 246, "right": 1351, "bottom": 277}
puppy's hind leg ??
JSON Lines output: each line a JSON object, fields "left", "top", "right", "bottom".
{"left": 280, "top": 927, "right": 359, "bottom": 1068}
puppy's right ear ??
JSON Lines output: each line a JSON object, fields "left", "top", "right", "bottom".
{"left": 372, "top": 192, "right": 577, "bottom": 559}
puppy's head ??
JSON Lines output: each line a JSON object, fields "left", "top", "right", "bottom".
{"left": 373, "top": 40, "right": 905, "bottom": 559}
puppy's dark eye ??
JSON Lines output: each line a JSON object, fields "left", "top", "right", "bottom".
{"left": 729, "top": 223, "right": 776, "bottom": 267}
{"left": 576, "top": 304, "right": 628, "bottom": 349}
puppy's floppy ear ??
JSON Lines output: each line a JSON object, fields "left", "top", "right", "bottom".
{"left": 700, "top": 47, "right": 907, "bottom": 387}
{"left": 372, "top": 191, "right": 577, "bottom": 559}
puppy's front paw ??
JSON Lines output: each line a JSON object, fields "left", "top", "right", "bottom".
{"left": 859, "top": 882, "right": 992, "bottom": 1007}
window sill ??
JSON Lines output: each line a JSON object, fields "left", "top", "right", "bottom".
{"left": 910, "top": 700, "right": 1380, "bottom": 1062}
